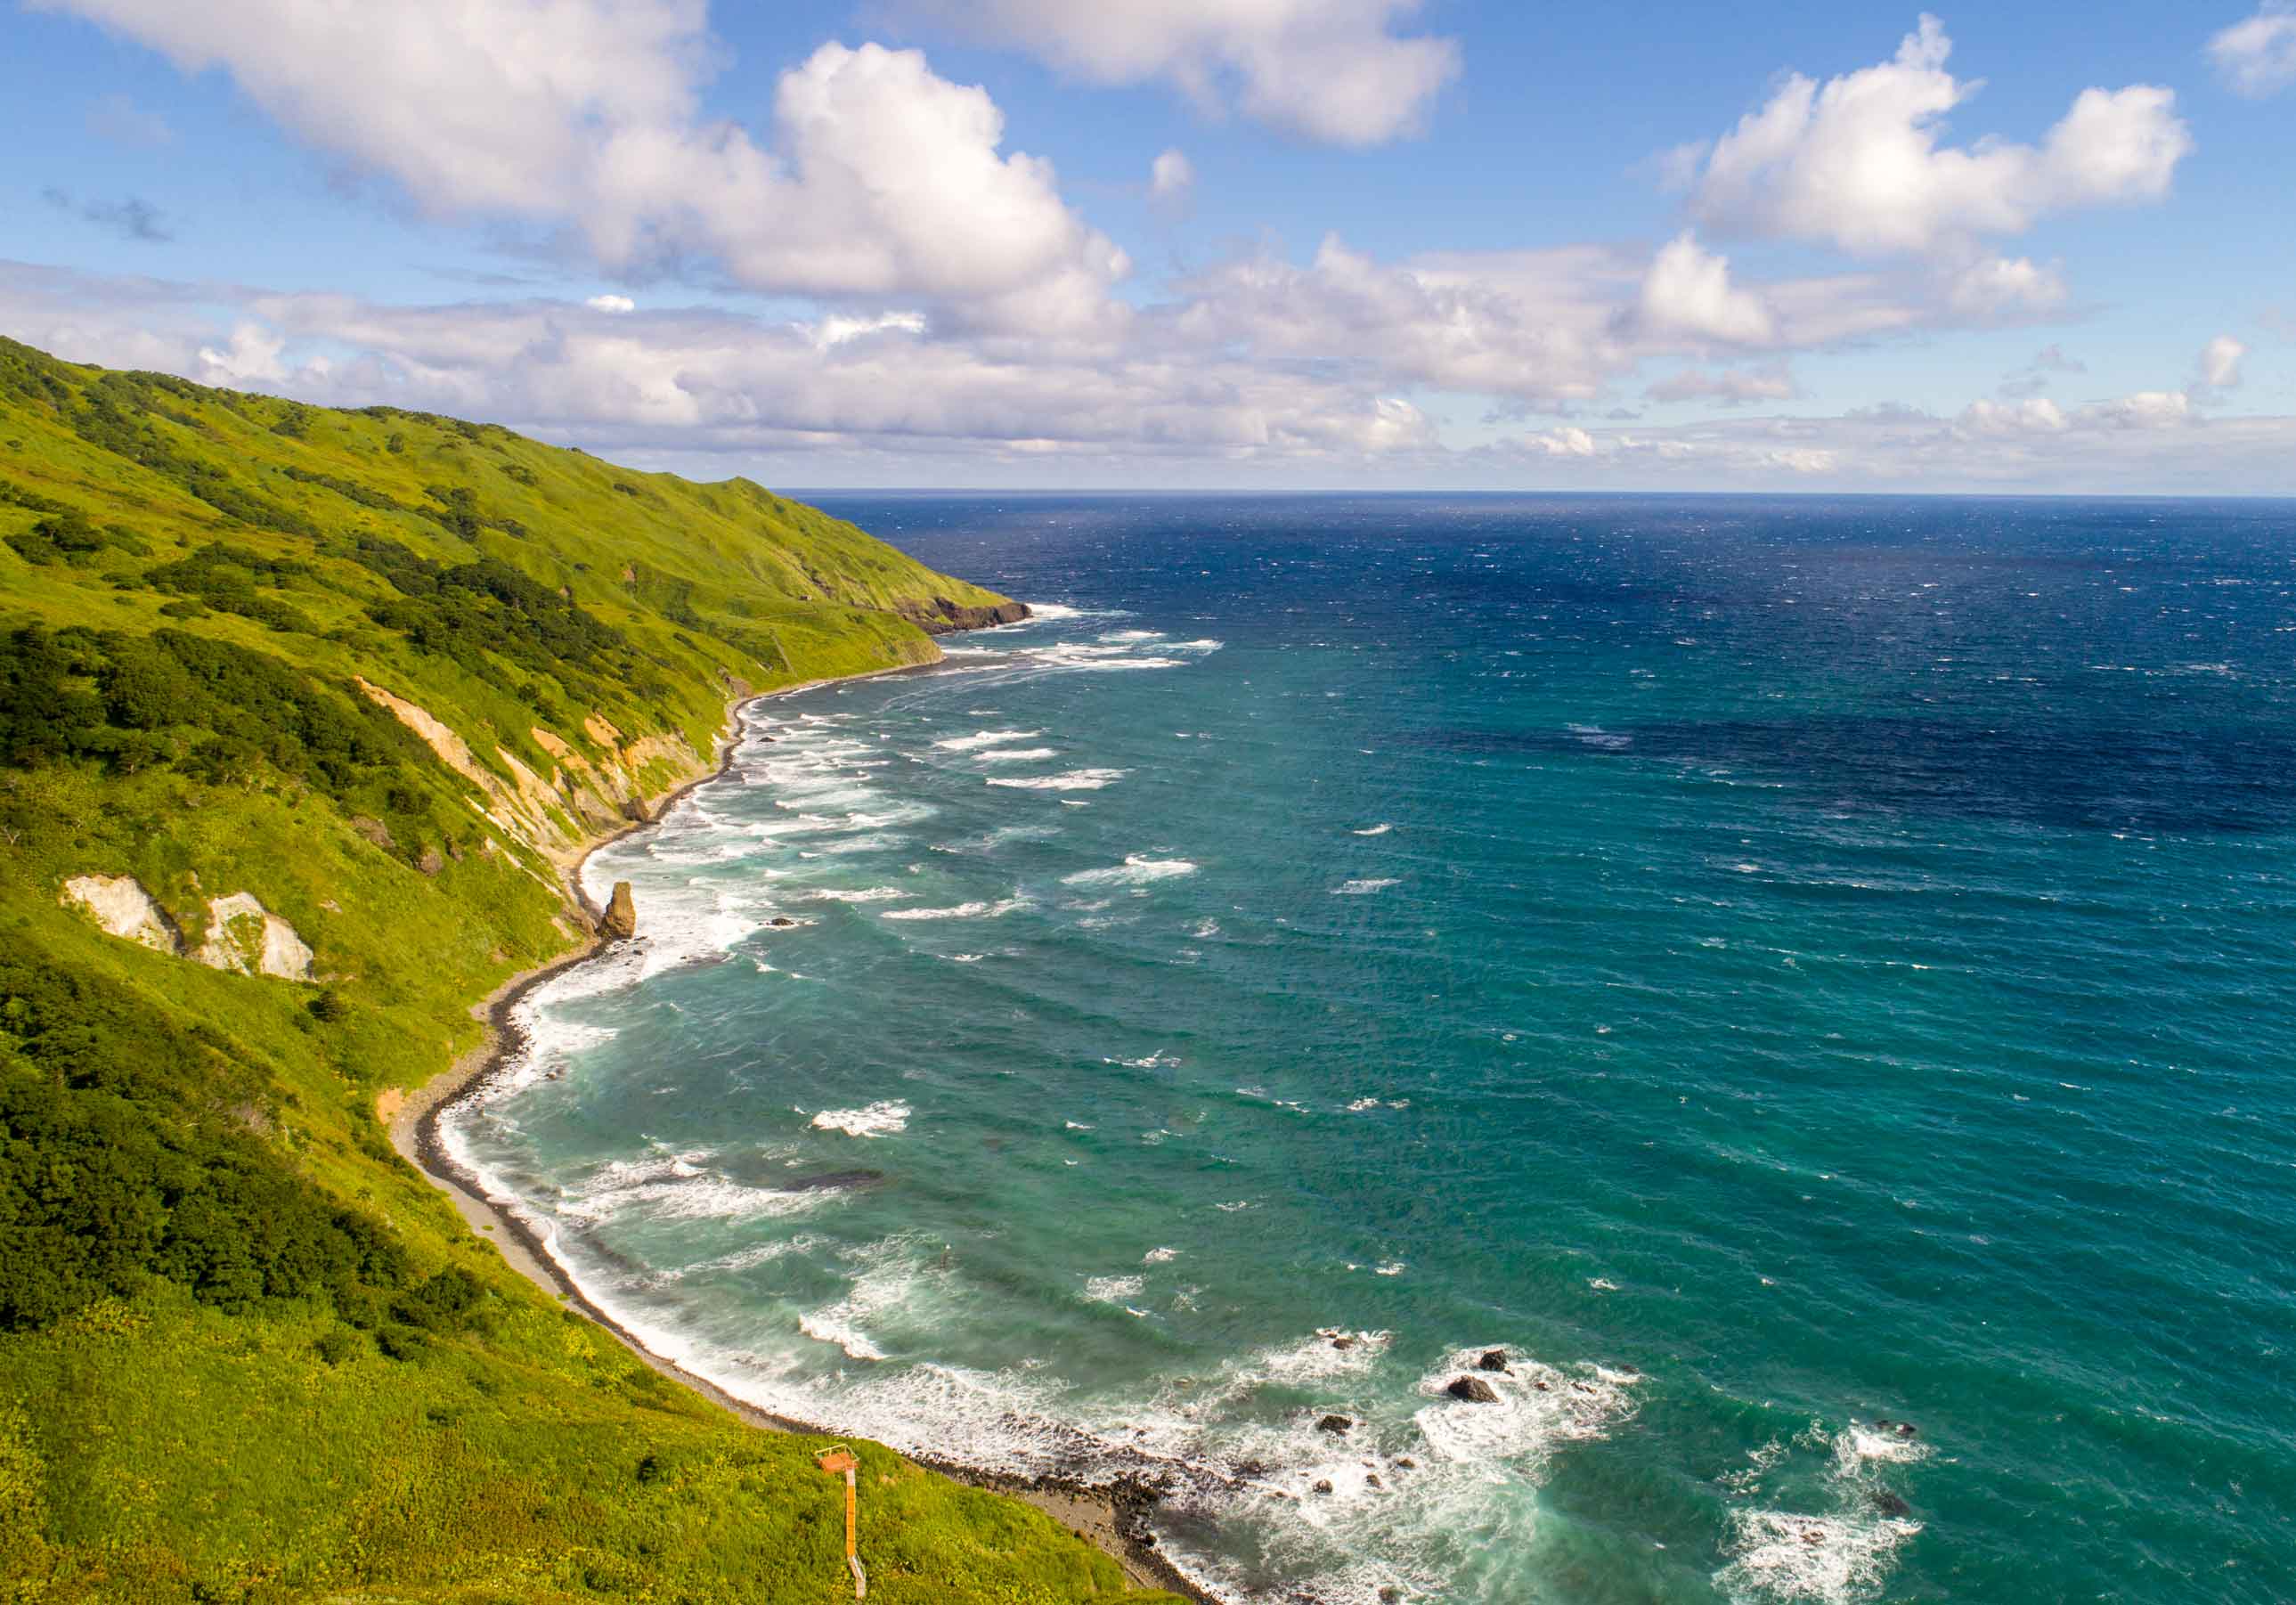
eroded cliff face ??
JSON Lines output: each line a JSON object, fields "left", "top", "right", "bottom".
{"left": 895, "top": 598, "right": 1032, "bottom": 634}
{"left": 354, "top": 679, "right": 707, "bottom": 870}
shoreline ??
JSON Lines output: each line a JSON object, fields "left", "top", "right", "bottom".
{"left": 383, "top": 653, "right": 1215, "bottom": 1604}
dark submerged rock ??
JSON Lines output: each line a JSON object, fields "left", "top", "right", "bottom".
{"left": 1315, "top": 1414, "right": 1353, "bottom": 1435}
{"left": 1477, "top": 1348, "right": 1510, "bottom": 1373}
{"left": 1445, "top": 1376, "right": 1501, "bottom": 1404}
{"left": 778, "top": 1169, "right": 883, "bottom": 1193}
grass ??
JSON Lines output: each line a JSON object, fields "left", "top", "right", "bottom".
{"left": 0, "top": 338, "right": 1178, "bottom": 1603}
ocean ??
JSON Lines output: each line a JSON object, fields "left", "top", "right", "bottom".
{"left": 441, "top": 495, "right": 2296, "bottom": 1604}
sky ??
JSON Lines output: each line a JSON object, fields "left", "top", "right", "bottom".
{"left": 3, "top": 0, "right": 2292, "bottom": 493}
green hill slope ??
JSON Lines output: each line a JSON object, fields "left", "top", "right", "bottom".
{"left": 0, "top": 338, "right": 1171, "bottom": 1603}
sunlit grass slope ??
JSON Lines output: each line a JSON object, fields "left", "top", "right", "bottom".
{"left": 0, "top": 338, "right": 1171, "bottom": 1603}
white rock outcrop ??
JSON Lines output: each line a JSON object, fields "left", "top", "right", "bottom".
{"left": 61, "top": 875, "right": 181, "bottom": 953}
{"left": 196, "top": 892, "right": 316, "bottom": 982}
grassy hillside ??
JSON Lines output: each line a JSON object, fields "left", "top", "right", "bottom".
{"left": 0, "top": 338, "right": 1168, "bottom": 1603}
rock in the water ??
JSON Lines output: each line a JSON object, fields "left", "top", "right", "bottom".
{"left": 1311, "top": 1479, "right": 1334, "bottom": 1495}
{"left": 1315, "top": 1414, "right": 1353, "bottom": 1435}
{"left": 196, "top": 892, "right": 315, "bottom": 982}
{"left": 1445, "top": 1376, "right": 1500, "bottom": 1404}
{"left": 896, "top": 597, "right": 1032, "bottom": 635}
{"left": 61, "top": 874, "right": 181, "bottom": 954}
{"left": 768, "top": 916, "right": 797, "bottom": 927}
{"left": 601, "top": 881, "right": 638, "bottom": 940}
{"left": 1477, "top": 1348, "right": 1511, "bottom": 1373}
{"left": 1869, "top": 1490, "right": 1912, "bottom": 1517}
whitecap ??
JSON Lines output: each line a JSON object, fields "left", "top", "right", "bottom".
{"left": 1332, "top": 877, "right": 1400, "bottom": 895}
{"left": 934, "top": 729, "right": 1043, "bottom": 752}
{"left": 1352, "top": 822, "right": 1394, "bottom": 835}
{"left": 975, "top": 747, "right": 1060, "bottom": 762}
{"left": 988, "top": 769, "right": 1128, "bottom": 791}
{"left": 1083, "top": 1274, "right": 1146, "bottom": 1303}
{"left": 1063, "top": 855, "right": 1199, "bottom": 887}
{"left": 810, "top": 1100, "right": 911, "bottom": 1137}
{"left": 881, "top": 897, "right": 1030, "bottom": 922}
{"left": 1022, "top": 602, "right": 1130, "bottom": 622}
{"left": 809, "top": 886, "right": 911, "bottom": 903}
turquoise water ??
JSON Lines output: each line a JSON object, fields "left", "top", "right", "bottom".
{"left": 444, "top": 496, "right": 2296, "bottom": 1604}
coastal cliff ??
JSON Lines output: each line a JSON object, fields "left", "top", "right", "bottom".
{"left": 0, "top": 337, "right": 1177, "bottom": 1602}
{"left": 898, "top": 595, "right": 1034, "bottom": 633}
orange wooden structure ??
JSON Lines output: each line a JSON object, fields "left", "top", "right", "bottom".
{"left": 816, "top": 1446, "right": 865, "bottom": 1599}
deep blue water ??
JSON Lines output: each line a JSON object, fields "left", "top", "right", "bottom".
{"left": 446, "top": 496, "right": 2296, "bottom": 1604}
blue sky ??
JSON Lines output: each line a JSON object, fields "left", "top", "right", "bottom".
{"left": 3, "top": 1, "right": 2292, "bottom": 490}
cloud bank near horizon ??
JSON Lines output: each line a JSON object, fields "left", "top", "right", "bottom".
{"left": 8, "top": 2, "right": 2287, "bottom": 492}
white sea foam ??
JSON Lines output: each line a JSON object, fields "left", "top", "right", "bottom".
{"left": 880, "top": 898, "right": 1030, "bottom": 922}
{"left": 1144, "top": 1247, "right": 1180, "bottom": 1264}
{"left": 1099, "top": 630, "right": 1166, "bottom": 642}
{"left": 1083, "top": 1275, "right": 1146, "bottom": 1303}
{"left": 558, "top": 1167, "right": 830, "bottom": 1227}
{"left": 1352, "top": 822, "right": 1395, "bottom": 835}
{"left": 934, "top": 729, "right": 1043, "bottom": 752}
{"left": 809, "top": 886, "right": 911, "bottom": 903}
{"left": 988, "top": 769, "right": 1128, "bottom": 791}
{"left": 975, "top": 747, "right": 1060, "bottom": 762}
{"left": 1022, "top": 602, "right": 1130, "bottom": 622}
{"left": 796, "top": 1242, "right": 945, "bottom": 1363}
{"left": 1063, "top": 855, "right": 1199, "bottom": 887}
{"left": 810, "top": 1100, "right": 911, "bottom": 1137}
{"left": 1030, "top": 644, "right": 1186, "bottom": 671}
{"left": 1332, "top": 877, "right": 1400, "bottom": 895}
{"left": 1714, "top": 1508, "right": 1921, "bottom": 1604}
{"left": 1412, "top": 1348, "right": 1641, "bottom": 1470}
{"left": 1835, "top": 1422, "right": 1934, "bottom": 1470}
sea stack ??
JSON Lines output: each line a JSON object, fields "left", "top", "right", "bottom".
{"left": 602, "top": 881, "right": 638, "bottom": 940}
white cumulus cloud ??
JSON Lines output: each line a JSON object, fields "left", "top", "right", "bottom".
{"left": 1635, "top": 232, "right": 1776, "bottom": 345}
{"left": 890, "top": 0, "right": 1459, "bottom": 144}
{"left": 2195, "top": 334, "right": 2247, "bottom": 390}
{"left": 1683, "top": 14, "right": 2193, "bottom": 257}
{"left": 28, "top": 1, "right": 1127, "bottom": 330}
{"left": 1149, "top": 147, "right": 1195, "bottom": 216}
{"left": 2209, "top": 4, "right": 2296, "bottom": 95}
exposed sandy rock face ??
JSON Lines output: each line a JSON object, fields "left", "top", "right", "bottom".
{"left": 61, "top": 874, "right": 181, "bottom": 953}
{"left": 355, "top": 679, "right": 706, "bottom": 869}
{"left": 355, "top": 678, "right": 476, "bottom": 771}
{"left": 197, "top": 892, "right": 316, "bottom": 982}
